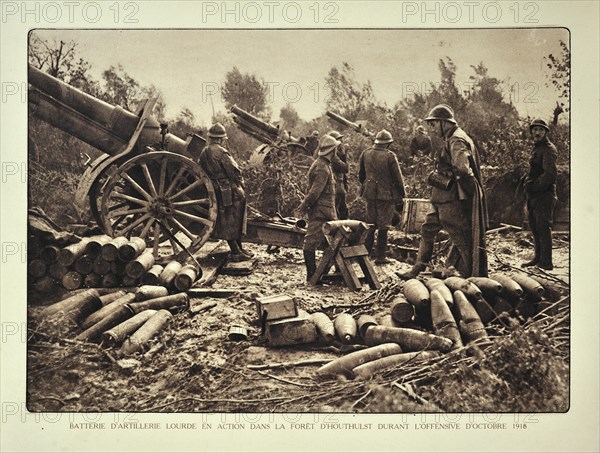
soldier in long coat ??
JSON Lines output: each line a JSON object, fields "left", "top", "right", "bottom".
{"left": 328, "top": 130, "right": 350, "bottom": 220}
{"left": 400, "top": 104, "right": 488, "bottom": 278}
{"left": 520, "top": 118, "right": 558, "bottom": 270}
{"left": 199, "top": 123, "right": 253, "bottom": 262}
{"left": 359, "top": 129, "right": 406, "bottom": 264}
{"left": 296, "top": 135, "right": 340, "bottom": 281}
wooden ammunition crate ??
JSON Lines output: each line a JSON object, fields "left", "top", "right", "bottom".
{"left": 256, "top": 294, "right": 297, "bottom": 321}
{"left": 401, "top": 198, "right": 432, "bottom": 234}
{"left": 265, "top": 310, "right": 317, "bottom": 347}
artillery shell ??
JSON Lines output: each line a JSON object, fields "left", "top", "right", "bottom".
{"left": 515, "top": 298, "right": 536, "bottom": 320}
{"left": 74, "top": 255, "right": 95, "bottom": 275}
{"left": 403, "top": 279, "right": 430, "bottom": 309}
{"left": 174, "top": 264, "right": 201, "bottom": 291}
{"left": 356, "top": 315, "right": 378, "bottom": 339}
{"left": 334, "top": 313, "right": 357, "bottom": 344}
{"left": 126, "top": 292, "right": 189, "bottom": 314}
{"left": 352, "top": 351, "right": 441, "bottom": 378}
{"left": 467, "top": 277, "right": 503, "bottom": 297}
{"left": 140, "top": 265, "right": 164, "bottom": 286}
{"left": 83, "top": 272, "right": 102, "bottom": 288}
{"left": 93, "top": 257, "right": 112, "bottom": 276}
{"left": 110, "top": 259, "right": 127, "bottom": 276}
{"left": 76, "top": 304, "right": 134, "bottom": 342}
{"left": 529, "top": 275, "right": 563, "bottom": 301}
{"left": 101, "top": 273, "right": 120, "bottom": 288}
{"left": 40, "top": 245, "right": 60, "bottom": 264}
{"left": 390, "top": 297, "right": 415, "bottom": 324}
{"left": 84, "top": 235, "right": 112, "bottom": 258}
{"left": 119, "top": 309, "right": 173, "bottom": 355}
{"left": 28, "top": 259, "right": 47, "bottom": 278}
{"left": 101, "top": 309, "right": 157, "bottom": 346}
{"left": 378, "top": 314, "right": 399, "bottom": 328}
{"left": 81, "top": 293, "right": 136, "bottom": 329}
{"left": 125, "top": 250, "right": 155, "bottom": 279}
{"left": 37, "top": 289, "right": 101, "bottom": 321}
{"left": 159, "top": 261, "right": 183, "bottom": 287}
{"left": 317, "top": 343, "right": 402, "bottom": 377}
{"left": 121, "top": 275, "right": 139, "bottom": 287}
{"left": 491, "top": 274, "right": 524, "bottom": 301}
{"left": 99, "top": 290, "right": 128, "bottom": 306}
{"left": 510, "top": 273, "right": 544, "bottom": 301}
{"left": 33, "top": 275, "right": 59, "bottom": 293}
{"left": 310, "top": 312, "right": 335, "bottom": 342}
{"left": 322, "top": 220, "right": 368, "bottom": 236}
{"left": 118, "top": 237, "right": 147, "bottom": 262}
{"left": 62, "top": 271, "right": 82, "bottom": 290}
{"left": 430, "top": 289, "right": 463, "bottom": 350}
{"left": 364, "top": 326, "right": 452, "bottom": 353}
{"left": 424, "top": 278, "right": 453, "bottom": 307}
{"left": 453, "top": 290, "right": 487, "bottom": 342}
{"left": 135, "top": 285, "right": 169, "bottom": 301}
{"left": 102, "top": 237, "right": 130, "bottom": 261}
{"left": 58, "top": 238, "right": 92, "bottom": 266}
{"left": 47, "top": 263, "right": 67, "bottom": 280}
{"left": 490, "top": 296, "right": 513, "bottom": 316}
{"left": 472, "top": 297, "right": 496, "bottom": 325}
{"left": 444, "top": 276, "right": 482, "bottom": 301}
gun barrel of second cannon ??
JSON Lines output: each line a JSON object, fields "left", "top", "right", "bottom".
{"left": 231, "top": 104, "right": 279, "bottom": 137}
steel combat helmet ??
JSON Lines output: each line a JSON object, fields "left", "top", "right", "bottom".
{"left": 529, "top": 118, "right": 550, "bottom": 132}
{"left": 208, "top": 122, "right": 228, "bottom": 138}
{"left": 425, "top": 104, "right": 456, "bottom": 124}
{"left": 318, "top": 134, "right": 341, "bottom": 156}
{"left": 374, "top": 129, "right": 394, "bottom": 144}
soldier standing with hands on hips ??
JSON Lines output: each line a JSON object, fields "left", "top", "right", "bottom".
{"left": 520, "top": 118, "right": 558, "bottom": 270}
{"left": 199, "top": 123, "right": 254, "bottom": 262}
{"left": 400, "top": 104, "right": 488, "bottom": 279}
{"left": 295, "top": 135, "right": 340, "bottom": 281}
{"left": 359, "top": 129, "right": 406, "bottom": 265}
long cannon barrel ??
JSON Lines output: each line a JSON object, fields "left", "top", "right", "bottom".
{"left": 28, "top": 65, "right": 198, "bottom": 157}
{"left": 230, "top": 105, "right": 280, "bottom": 138}
{"left": 326, "top": 111, "right": 374, "bottom": 137}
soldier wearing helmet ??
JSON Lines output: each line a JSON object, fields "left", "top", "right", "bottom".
{"left": 358, "top": 129, "right": 406, "bottom": 264}
{"left": 295, "top": 134, "right": 339, "bottom": 281}
{"left": 305, "top": 130, "right": 320, "bottom": 157}
{"left": 410, "top": 124, "right": 433, "bottom": 157}
{"left": 327, "top": 130, "right": 350, "bottom": 220}
{"left": 199, "top": 122, "right": 254, "bottom": 262}
{"left": 520, "top": 118, "right": 558, "bottom": 270}
{"left": 400, "top": 104, "right": 488, "bottom": 278}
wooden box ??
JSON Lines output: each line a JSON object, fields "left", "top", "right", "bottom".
{"left": 256, "top": 294, "right": 298, "bottom": 321}
{"left": 401, "top": 198, "right": 432, "bottom": 234}
{"left": 265, "top": 310, "right": 317, "bottom": 347}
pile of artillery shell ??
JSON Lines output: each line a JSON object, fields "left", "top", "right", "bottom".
{"left": 29, "top": 236, "right": 202, "bottom": 293}
{"left": 36, "top": 286, "right": 187, "bottom": 354}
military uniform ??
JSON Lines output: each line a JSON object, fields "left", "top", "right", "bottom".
{"left": 199, "top": 142, "right": 246, "bottom": 241}
{"left": 359, "top": 135, "right": 406, "bottom": 263}
{"left": 410, "top": 132, "right": 433, "bottom": 157}
{"left": 416, "top": 125, "right": 488, "bottom": 277}
{"left": 331, "top": 144, "right": 349, "bottom": 220}
{"left": 523, "top": 136, "right": 558, "bottom": 269}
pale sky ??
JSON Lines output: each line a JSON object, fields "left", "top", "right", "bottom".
{"left": 32, "top": 28, "right": 568, "bottom": 127}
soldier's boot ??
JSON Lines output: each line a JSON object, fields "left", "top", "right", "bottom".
{"left": 303, "top": 250, "right": 317, "bottom": 282}
{"left": 397, "top": 262, "right": 427, "bottom": 280}
{"left": 521, "top": 232, "right": 540, "bottom": 267}
{"left": 228, "top": 240, "right": 252, "bottom": 262}
{"left": 364, "top": 227, "right": 376, "bottom": 258}
{"left": 236, "top": 239, "right": 255, "bottom": 258}
{"left": 397, "top": 236, "right": 433, "bottom": 279}
{"left": 536, "top": 227, "right": 554, "bottom": 270}
{"left": 374, "top": 229, "right": 391, "bottom": 265}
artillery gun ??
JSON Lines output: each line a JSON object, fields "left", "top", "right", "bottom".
{"left": 230, "top": 105, "right": 312, "bottom": 167}
{"left": 28, "top": 64, "right": 218, "bottom": 263}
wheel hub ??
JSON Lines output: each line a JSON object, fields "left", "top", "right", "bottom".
{"left": 150, "top": 197, "right": 174, "bottom": 218}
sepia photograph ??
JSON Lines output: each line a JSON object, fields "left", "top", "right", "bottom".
{"left": 25, "top": 27, "right": 572, "bottom": 414}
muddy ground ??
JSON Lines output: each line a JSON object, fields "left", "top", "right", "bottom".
{"left": 26, "top": 229, "right": 569, "bottom": 413}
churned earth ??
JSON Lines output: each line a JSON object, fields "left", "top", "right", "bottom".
{"left": 26, "top": 229, "right": 569, "bottom": 413}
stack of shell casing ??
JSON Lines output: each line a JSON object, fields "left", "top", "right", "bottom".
{"left": 29, "top": 236, "right": 202, "bottom": 293}
{"left": 315, "top": 272, "right": 564, "bottom": 379}
{"left": 35, "top": 286, "right": 189, "bottom": 355}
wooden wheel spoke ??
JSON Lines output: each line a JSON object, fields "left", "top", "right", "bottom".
{"left": 142, "top": 163, "right": 159, "bottom": 198}
{"left": 118, "top": 213, "right": 152, "bottom": 236}
{"left": 172, "top": 209, "right": 212, "bottom": 227}
{"left": 153, "top": 223, "right": 160, "bottom": 257}
{"left": 140, "top": 218, "right": 155, "bottom": 239}
{"left": 107, "top": 207, "right": 148, "bottom": 219}
{"left": 171, "top": 198, "right": 210, "bottom": 207}
{"left": 169, "top": 217, "right": 196, "bottom": 241}
{"left": 158, "top": 158, "right": 168, "bottom": 196}
{"left": 165, "top": 167, "right": 187, "bottom": 197}
{"left": 122, "top": 173, "right": 153, "bottom": 202}
{"left": 111, "top": 193, "right": 149, "bottom": 206}
{"left": 158, "top": 219, "right": 179, "bottom": 253}
{"left": 170, "top": 180, "right": 204, "bottom": 201}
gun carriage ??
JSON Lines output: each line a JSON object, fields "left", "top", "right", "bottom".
{"left": 28, "top": 65, "right": 218, "bottom": 263}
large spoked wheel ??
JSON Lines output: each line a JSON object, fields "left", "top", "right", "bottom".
{"left": 100, "top": 151, "right": 217, "bottom": 263}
